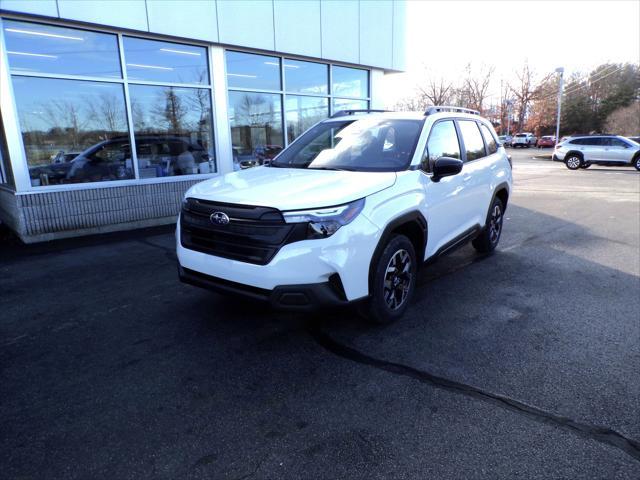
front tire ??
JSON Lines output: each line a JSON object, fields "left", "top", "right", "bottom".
{"left": 361, "top": 235, "right": 417, "bottom": 325}
{"left": 634, "top": 155, "right": 640, "bottom": 171}
{"left": 565, "top": 154, "right": 582, "bottom": 170}
{"left": 472, "top": 197, "right": 504, "bottom": 254}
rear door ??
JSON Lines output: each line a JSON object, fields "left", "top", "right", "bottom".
{"left": 602, "top": 137, "right": 632, "bottom": 163}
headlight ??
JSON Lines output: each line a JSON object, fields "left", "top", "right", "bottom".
{"left": 282, "top": 198, "right": 365, "bottom": 239}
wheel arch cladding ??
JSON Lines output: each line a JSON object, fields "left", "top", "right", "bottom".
{"left": 368, "top": 211, "right": 427, "bottom": 292}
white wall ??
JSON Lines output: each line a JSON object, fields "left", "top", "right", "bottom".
{"left": 0, "top": 0, "right": 406, "bottom": 72}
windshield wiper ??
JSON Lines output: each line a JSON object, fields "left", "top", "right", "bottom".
{"left": 308, "top": 166, "right": 355, "bottom": 172}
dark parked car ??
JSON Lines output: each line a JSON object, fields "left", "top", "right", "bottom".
{"left": 253, "top": 144, "right": 283, "bottom": 165}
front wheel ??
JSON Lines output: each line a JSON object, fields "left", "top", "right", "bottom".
{"left": 360, "top": 235, "right": 417, "bottom": 325}
{"left": 634, "top": 155, "right": 640, "bottom": 171}
{"left": 565, "top": 155, "right": 582, "bottom": 170}
{"left": 472, "top": 197, "right": 504, "bottom": 254}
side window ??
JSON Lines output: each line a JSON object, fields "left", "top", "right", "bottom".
{"left": 606, "top": 138, "right": 628, "bottom": 148}
{"left": 479, "top": 124, "right": 498, "bottom": 155}
{"left": 585, "top": 137, "right": 603, "bottom": 146}
{"left": 458, "top": 120, "right": 486, "bottom": 161}
{"left": 422, "top": 120, "right": 461, "bottom": 172}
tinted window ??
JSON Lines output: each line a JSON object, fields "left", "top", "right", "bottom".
{"left": 332, "top": 66, "right": 368, "bottom": 98}
{"left": 129, "top": 85, "right": 215, "bottom": 177}
{"left": 479, "top": 124, "right": 498, "bottom": 154}
{"left": 458, "top": 121, "right": 486, "bottom": 161}
{"left": 123, "top": 37, "right": 209, "bottom": 84}
{"left": 226, "top": 51, "right": 281, "bottom": 90}
{"left": 12, "top": 76, "right": 131, "bottom": 186}
{"left": 284, "top": 60, "right": 328, "bottom": 95}
{"left": 228, "top": 91, "right": 283, "bottom": 169}
{"left": 285, "top": 95, "right": 329, "bottom": 143}
{"left": 273, "top": 118, "right": 422, "bottom": 172}
{"left": 605, "top": 138, "right": 628, "bottom": 147}
{"left": 584, "top": 137, "right": 603, "bottom": 146}
{"left": 423, "top": 120, "right": 461, "bottom": 172}
{"left": 3, "top": 20, "right": 121, "bottom": 78}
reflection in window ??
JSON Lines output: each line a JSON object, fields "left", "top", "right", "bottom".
{"left": 424, "top": 120, "right": 460, "bottom": 172}
{"left": 479, "top": 124, "right": 498, "bottom": 154}
{"left": 285, "top": 96, "right": 328, "bottom": 143}
{"left": 3, "top": 20, "right": 121, "bottom": 78}
{"left": 333, "top": 98, "right": 369, "bottom": 113}
{"left": 228, "top": 91, "right": 283, "bottom": 169}
{"left": 332, "top": 66, "right": 368, "bottom": 98}
{"left": 458, "top": 121, "right": 486, "bottom": 161}
{"left": 284, "top": 60, "right": 328, "bottom": 95}
{"left": 226, "top": 51, "right": 281, "bottom": 91}
{"left": 124, "top": 37, "right": 209, "bottom": 84}
{"left": 12, "top": 76, "right": 132, "bottom": 186}
{"left": 0, "top": 115, "right": 15, "bottom": 186}
{"left": 129, "top": 85, "right": 215, "bottom": 177}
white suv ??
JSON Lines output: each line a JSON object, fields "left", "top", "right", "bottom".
{"left": 512, "top": 132, "right": 537, "bottom": 148}
{"left": 177, "top": 107, "right": 513, "bottom": 323}
{"left": 553, "top": 135, "right": 640, "bottom": 170}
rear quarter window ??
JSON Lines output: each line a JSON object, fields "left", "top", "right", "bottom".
{"left": 479, "top": 124, "right": 498, "bottom": 155}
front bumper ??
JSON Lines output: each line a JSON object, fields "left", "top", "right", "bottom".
{"left": 178, "top": 265, "right": 354, "bottom": 310}
{"left": 176, "top": 212, "right": 380, "bottom": 301}
{"left": 553, "top": 150, "right": 566, "bottom": 161}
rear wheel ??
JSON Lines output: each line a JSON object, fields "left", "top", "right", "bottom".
{"left": 472, "top": 197, "right": 504, "bottom": 254}
{"left": 634, "top": 155, "right": 640, "bottom": 171}
{"left": 565, "top": 154, "right": 582, "bottom": 170}
{"left": 361, "top": 235, "right": 417, "bottom": 325}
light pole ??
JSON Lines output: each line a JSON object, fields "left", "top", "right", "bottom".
{"left": 506, "top": 100, "right": 513, "bottom": 135}
{"left": 555, "top": 67, "right": 564, "bottom": 142}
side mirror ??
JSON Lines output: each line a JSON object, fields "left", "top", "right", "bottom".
{"left": 432, "top": 157, "right": 463, "bottom": 182}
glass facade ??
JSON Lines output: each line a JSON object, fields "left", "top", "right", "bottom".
{"left": 0, "top": 19, "right": 372, "bottom": 188}
{"left": 226, "top": 51, "right": 370, "bottom": 169}
{"left": 2, "top": 20, "right": 216, "bottom": 187}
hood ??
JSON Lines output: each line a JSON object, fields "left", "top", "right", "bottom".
{"left": 187, "top": 166, "right": 397, "bottom": 211}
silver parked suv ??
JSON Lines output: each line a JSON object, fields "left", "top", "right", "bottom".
{"left": 554, "top": 135, "right": 640, "bottom": 171}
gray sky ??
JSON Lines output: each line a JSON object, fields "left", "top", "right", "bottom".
{"left": 381, "top": 0, "right": 640, "bottom": 107}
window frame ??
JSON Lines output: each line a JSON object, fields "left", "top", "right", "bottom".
{"left": 420, "top": 118, "right": 463, "bottom": 174}
{"left": 456, "top": 119, "right": 489, "bottom": 163}
{"left": 225, "top": 48, "right": 371, "bottom": 150}
{"left": 0, "top": 15, "right": 219, "bottom": 193}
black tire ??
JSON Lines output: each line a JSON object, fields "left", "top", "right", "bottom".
{"left": 565, "top": 154, "right": 582, "bottom": 170}
{"left": 634, "top": 155, "right": 640, "bottom": 171}
{"left": 472, "top": 197, "right": 504, "bottom": 254}
{"left": 580, "top": 163, "right": 591, "bottom": 169}
{"left": 360, "top": 234, "right": 417, "bottom": 325}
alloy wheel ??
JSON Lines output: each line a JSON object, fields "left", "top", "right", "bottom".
{"left": 567, "top": 156, "right": 581, "bottom": 169}
{"left": 489, "top": 204, "right": 503, "bottom": 245}
{"left": 383, "top": 249, "right": 412, "bottom": 310}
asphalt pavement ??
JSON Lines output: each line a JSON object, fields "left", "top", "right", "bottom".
{"left": 1, "top": 148, "right": 639, "bottom": 479}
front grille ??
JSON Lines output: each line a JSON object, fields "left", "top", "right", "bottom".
{"left": 180, "top": 198, "right": 306, "bottom": 265}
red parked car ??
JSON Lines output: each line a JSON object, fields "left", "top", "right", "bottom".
{"left": 537, "top": 136, "right": 556, "bottom": 148}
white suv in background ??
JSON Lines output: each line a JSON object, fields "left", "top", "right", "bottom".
{"left": 554, "top": 135, "right": 640, "bottom": 170}
{"left": 177, "top": 107, "right": 513, "bottom": 324}
{"left": 512, "top": 132, "right": 537, "bottom": 148}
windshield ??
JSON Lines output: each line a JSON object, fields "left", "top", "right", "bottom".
{"left": 271, "top": 118, "right": 424, "bottom": 171}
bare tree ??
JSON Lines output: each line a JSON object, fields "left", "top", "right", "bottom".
{"left": 418, "top": 77, "right": 454, "bottom": 106}
{"left": 460, "top": 63, "right": 495, "bottom": 112}
{"left": 509, "top": 63, "right": 550, "bottom": 131}
{"left": 605, "top": 101, "right": 640, "bottom": 135}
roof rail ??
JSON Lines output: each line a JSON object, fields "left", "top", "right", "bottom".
{"left": 425, "top": 106, "right": 480, "bottom": 116}
{"left": 330, "top": 109, "right": 390, "bottom": 118}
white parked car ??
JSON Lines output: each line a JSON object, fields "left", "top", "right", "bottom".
{"left": 553, "top": 135, "right": 640, "bottom": 170}
{"left": 512, "top": 132, "right": 537, "bottom": 148}
{"left": 177, "top": 107, "right": 513, "bottom": 324}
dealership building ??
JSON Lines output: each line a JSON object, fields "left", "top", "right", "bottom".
{"left": 0, "top": 0, "right": 406, "bottom": 242}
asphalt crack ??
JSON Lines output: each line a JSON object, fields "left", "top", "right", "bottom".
{"left": 308, "top": 324, "right": 640, "bottom": 463}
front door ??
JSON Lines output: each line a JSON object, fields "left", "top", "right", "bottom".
{"left": 420, "top": 119, "right": 476, "bottom": 258}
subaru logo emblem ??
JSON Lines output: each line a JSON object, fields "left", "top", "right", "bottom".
{"left": 210, "top": 211, "right": 230, "bottom": 225}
